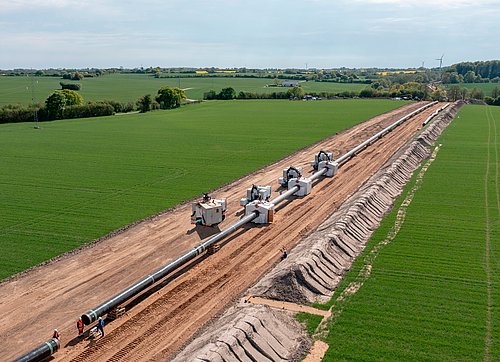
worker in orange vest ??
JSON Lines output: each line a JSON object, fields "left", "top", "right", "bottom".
{"left": 77, "top": 317, "right": 84, "bottom": 338}
{"left": 52, "top": 329, "right": 60, "bottom": 340}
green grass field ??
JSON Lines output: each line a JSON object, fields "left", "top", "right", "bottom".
{"left": 320, "top": 105, "right": 499, "bottom": 361}
{"left": 455, "top": 82, "right": 499, "bottom": 97}
{"left": 0, "top": 74, "right": 367, "bottom": 106}
{"left": 0, "top": 99, "right": 406, "bottom": 279}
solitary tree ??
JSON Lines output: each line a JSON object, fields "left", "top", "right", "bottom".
{"left": 156, "top": 86, "right": 186, "bottom": 109}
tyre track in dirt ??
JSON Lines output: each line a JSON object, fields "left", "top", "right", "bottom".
{"left": 58, "top": 103, "right": 442, "bottom": 362}
{"left": 484, "top": 107, "right": 494, "bottom": 362}
{"left": 0, "top": 102, "right": 438, "bottom": 362}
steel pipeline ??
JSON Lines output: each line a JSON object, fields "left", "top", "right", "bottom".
{"left": 12, "top": 338, "right": 60, "bottom": 362}
{"left": 81, "top": 211, "right": 257, "bottom": 325}
{"left": 422, "top": 102, "right": 449, "bottom": 126}
{"left": 80, "top": 101, "right": 437, "bottom": 326}
{"left": 336, "top": 101, "right": 437, "bottom": 165}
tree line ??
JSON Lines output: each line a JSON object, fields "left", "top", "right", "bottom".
{"left": 452, "top": 60, "right": 500, "bottom": 80}
{"left": 0, "top": 85, "right": 187, "bottom": 124}
{"left": 202, "top": 84, "right": 429, "bottom": 101}
{"left": 443, "top": 61, "right": 500, "bottom": 84}
{"left": 2, "top": 81, "right": 499, "bottom": 125}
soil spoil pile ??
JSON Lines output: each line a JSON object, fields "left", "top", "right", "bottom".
{"left": 171, "top": 304, "right": 310, "bottom": 362}
{"left": 170, "top": 103, "right": 459, "bottom": 361}
{"left": 249, "top": 102, "right": 460, "bottom": 304}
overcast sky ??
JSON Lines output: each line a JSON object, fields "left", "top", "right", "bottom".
{"left": 0, "top": 0, "right": 498, "bottom": 69}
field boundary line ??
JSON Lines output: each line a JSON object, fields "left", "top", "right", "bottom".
{"left": 313, "top": 144, "right": 442, "bottom": 341}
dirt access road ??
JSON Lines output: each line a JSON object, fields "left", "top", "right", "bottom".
{"left": 0, "top": 102, "right": 441, "bottom": 361}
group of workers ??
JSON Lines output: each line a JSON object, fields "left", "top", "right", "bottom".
{"left": 51, "top": 316, "right": 105, "bottom": 342}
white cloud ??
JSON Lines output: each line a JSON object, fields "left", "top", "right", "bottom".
{"left": 0, "top": 0, "right": 498, "bottom": 68}
{"left": 351, "top": 0, "right": 497, "bottom": 8}
{"left": 0, "top": 0, "right": 74, "bottom": 11}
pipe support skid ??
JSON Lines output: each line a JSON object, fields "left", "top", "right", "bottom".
{"left": 82, "top": 212, "right": 258, "bottom": 325}
{"left": 80, "top": 101, "right": 437, "bottom": 326}
{"left": 13, "top": 338, "right": 60, "bottom": 362}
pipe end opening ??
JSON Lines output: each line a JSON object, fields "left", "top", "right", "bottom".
{"left": 81, "top": 314, "right": 92, "bottom": 326}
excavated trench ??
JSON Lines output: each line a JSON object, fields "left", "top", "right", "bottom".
{"left": 172, "top": 102, "right": 460, "bottom": 361}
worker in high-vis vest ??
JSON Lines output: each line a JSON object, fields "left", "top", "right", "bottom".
{"left": 77, "top": 317, "right": 84, "bottom": 338}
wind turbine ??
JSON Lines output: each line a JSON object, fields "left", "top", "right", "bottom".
{"left": 436, "top": 54, "right": 444, "bottom": 69}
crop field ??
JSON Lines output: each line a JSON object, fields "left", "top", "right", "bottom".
{"left": 0, "top": 74, "right": 367, "bottom": 106}
{"left": 319, "top": 105, "right": 499, "bottom": 360}
{"left": 0, "top": 99, "right": 406, "bottom": 279}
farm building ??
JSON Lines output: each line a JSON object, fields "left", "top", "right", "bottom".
{"left": 282, "top": 80, "right": 300, "bottom": 87}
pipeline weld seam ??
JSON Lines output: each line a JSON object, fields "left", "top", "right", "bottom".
{"left": 45, "top": 341, "right": 54, "bottom": 354}
{"left": 314, "top": 143, "right": 441, "bottom": 341}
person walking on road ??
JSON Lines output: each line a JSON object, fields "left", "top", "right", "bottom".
{"left": 77, "top": 317, "right": 84, "bottom": 338}
{"left": 97, "top": 317, "right": 105, "bottom": 337}
{"left": 52, "top": 329, "right": 60, "bottom": 340}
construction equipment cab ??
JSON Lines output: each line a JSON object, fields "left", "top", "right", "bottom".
{"left": 240, "top": 185, "right": 272, "bottom": 206}
{"left": 191, "top": 193, "right": 227, "bottom": 227}
{"left": 278, "top": 166, "right": 302, "bottom": 188}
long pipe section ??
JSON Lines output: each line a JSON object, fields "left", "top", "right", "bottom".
{"left": 335, "top": 101, "right": 437, "bottom": 166}
{"left": 422, "top": 102, "right": 449, "bottom": 126}
{"left": 81, "top": 101, "right": 437, "bottom": 326}
{"left": 81, "top": 212, "right": 257, "bottom": 325}
{"left": 12, "top": 338, "right": 60, "bottom": 362}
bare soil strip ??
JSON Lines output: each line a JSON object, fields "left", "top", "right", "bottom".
{"left": 0, "top": 103, "right": 440, "bottom": 362}
{"left": 302, "top": 340, "right": 329, "bottom": 362}
{"left": 172, "top": 106, "right": 456, "bottom": 361}
{"left": 245, "top": 296, "right": 330, "bottom": 317}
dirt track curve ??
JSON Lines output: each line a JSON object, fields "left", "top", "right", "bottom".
{"left": 0, "top": 102, "right": 442, "bottom": 361}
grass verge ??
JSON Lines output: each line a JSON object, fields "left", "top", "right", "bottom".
{"left": 319, "top": 105, "right": 499, "bottom": 361}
